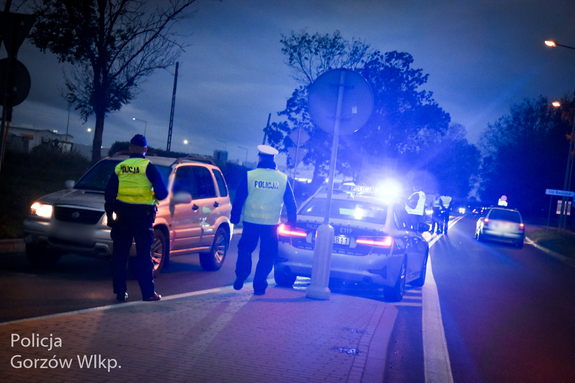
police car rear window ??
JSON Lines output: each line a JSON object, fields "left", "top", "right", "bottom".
{"left": 300, "top": 198, "right": 387, "bottom": 224}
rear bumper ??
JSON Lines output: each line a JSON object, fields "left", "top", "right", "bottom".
{"left": 276, "top": 243, "right": 403, "bottom": 288}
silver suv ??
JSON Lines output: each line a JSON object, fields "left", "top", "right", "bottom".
{"left": 22, "top": 155, "right": 233, "bottom": 275}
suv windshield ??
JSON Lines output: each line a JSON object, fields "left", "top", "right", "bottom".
{"left": 489, "top": 209, "right": 521, "bottom": 223}
{"left": 300, "top": 197, "right": 387, "bottom": 224}
{"left": 75, "top": 159, "right": 171, "bottom": 192}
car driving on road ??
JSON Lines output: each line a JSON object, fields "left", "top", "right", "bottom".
{"left": 22, "top": 154, "right": 233, "bottom": 275}
{"left": 274, "top": 184, "right": 430, "bottom": 301}
{"left": 475, "top": 207, "right": 525, "bottom": 248}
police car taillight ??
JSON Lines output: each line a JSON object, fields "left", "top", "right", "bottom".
{"left": 519, "top": 223, "right": 525, "bottom": 231}
{"left": 278, "top": 224, "right": 307, "bottom": 237}
{"left": 356, "top": 236, "right": 393, "bottom": 248}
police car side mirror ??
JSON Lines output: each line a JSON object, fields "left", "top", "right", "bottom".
{"left": 171, "top": 192, "right": 192, "bottom": 205}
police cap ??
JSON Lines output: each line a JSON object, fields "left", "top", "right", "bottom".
{"left": 130, "top": 134, "right": 147, "bottom": 147}
{"left": 257, "top": 145, "right": 278, "bottom": 157}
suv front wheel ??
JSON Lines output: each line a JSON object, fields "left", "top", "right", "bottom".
{"left": 199, "top": 227, "right": 228, "bottom": 271}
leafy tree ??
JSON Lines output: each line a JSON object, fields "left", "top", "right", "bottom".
{"left": 29, "top": 0, "right": 200, "bottom": 164}
{"left": 269, "top": 30, "right": 457, "bottom": 193}
{"left": 478, "top": 95, "right": 570, "bottom": 219}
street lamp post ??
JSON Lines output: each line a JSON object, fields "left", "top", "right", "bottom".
{"left": 546, "top": 40, "right": 575, "bottom": 229}
{"left": 132, "top": 117, "right": 147, "bottom": 136}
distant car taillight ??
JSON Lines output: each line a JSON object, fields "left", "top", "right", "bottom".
{"left": 519, "top": 223, "right": 525, "bottom": 231}
{"left": 356, "top": 236, "right": 393, "bottom": 248}
{"left": 278, "top": 223, "right": 307, "bottom": 237}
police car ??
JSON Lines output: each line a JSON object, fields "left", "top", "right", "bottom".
{"left": 274, "top": 184, "right": 430, "bottom": 301}
{"left": 22, "top": 155, "right": 233, "bottom": 276}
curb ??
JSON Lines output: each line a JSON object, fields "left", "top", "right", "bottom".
{"left": 0, "top": 238, "right": 25, "bottom": 253}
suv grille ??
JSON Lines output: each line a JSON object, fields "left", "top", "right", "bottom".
{"left": 54, "top": 206, "right": 104, "bottom": 225}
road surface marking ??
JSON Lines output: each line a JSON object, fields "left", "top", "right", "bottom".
{"left": 422, "top": 216, "right": 462, "bottom": 383}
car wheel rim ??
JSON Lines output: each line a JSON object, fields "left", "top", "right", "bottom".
{"left": 151, "top": 238, "right": 163, "bottom": 270}
{"left": 214, "top": 234, "right": 226, "bottom": 264}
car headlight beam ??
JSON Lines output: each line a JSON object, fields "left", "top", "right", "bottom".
{"left": 31, "top": 202, "right": 53, "bottom": 219}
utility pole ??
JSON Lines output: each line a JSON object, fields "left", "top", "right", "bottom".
{"left": 166, "top": 62, "right": 179, "bottom": 151}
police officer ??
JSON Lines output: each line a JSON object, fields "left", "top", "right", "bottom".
{"left": 405, "top": 182, "right": 426, "bottom": 230}
{"left": 105, "top": 134, "right": 168, "bottom": 302}
{"left": 431, "top": 195, "right": 443, "bottom": 234}
{"left": 439, "top": 194, "right": 452, "bottom": 234}
{"left": 231, "top": 145, "right": 297, "bottom": 295}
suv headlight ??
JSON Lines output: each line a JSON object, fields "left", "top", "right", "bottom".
{"left": 102, "top": 212, "right": 116, "bottom": 226}
{"left": 31, "top": 202, "right": 53, "bottom": 219}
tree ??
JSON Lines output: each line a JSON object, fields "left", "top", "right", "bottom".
{"left": 269, "top": 30, "right": 453, "bottom": 191}
{"left": 29, "top": 0, "right": 200, "bottom": 164}
{"left": 478, "top": 95, "right": 569, "bottom": 218}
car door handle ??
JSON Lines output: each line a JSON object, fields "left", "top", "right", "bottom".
{"left": 192, "top": 204, "right": 199, "bottom": 211}
{"left": 213, "top": 201, "right": 220, "bottom": 208}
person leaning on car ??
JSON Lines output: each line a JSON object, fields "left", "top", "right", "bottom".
{"left": 104, "top": 134, "right": 168, "bottom": 302}
{"left": 231, "top": 144, "right": 297, "bottom": 296}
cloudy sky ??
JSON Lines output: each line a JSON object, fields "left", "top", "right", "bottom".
{"left": 5, "top": 0, "right": 575, "bottom": 163}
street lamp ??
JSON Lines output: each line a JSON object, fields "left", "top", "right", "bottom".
{"left": 545, "top": 40, "right": 575, "bottom": 50}
{"left": 132, "top": 117, "right": 147, "bottom": 136}
{"left": 238, "top": 146, "right": 248, "bottom": 164}
{"left": 546, "top": 40, "right": 575, "bottom": 228}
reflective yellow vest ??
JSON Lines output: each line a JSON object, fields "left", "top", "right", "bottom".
{"left": 405, "top": 191, "right": 426, "bottom": 216}
{"left": 242, "top": 168, "right": 287, "bottom": 225}
{"left": 440, "top": 195, "right": 452, "bottom": 208}
{"left": 115, "top": 158, "right": 155, "bottom": 205}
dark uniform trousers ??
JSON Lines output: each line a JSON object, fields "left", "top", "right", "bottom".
{"left": 235, "top": 222, "right": 279, "bottom": 292}
{"left": 111, "top": 209, "right": 156, "bottom": 297}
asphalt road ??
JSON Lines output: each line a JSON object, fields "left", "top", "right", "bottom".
{"left": 3, "top": 216, "right": 575, "bottom": 382}
{"left": 0, "top": 235, "right": 243, "bottom": 323}
{"left": 385, "top": 216, "right": 575, "bottom": 383}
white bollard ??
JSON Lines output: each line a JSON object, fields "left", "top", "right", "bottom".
{"left": 306, "top": 223, "right": 333, "bottom": 300}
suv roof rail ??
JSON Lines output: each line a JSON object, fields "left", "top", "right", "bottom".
{"left": 173, "top": 156, "right": 215, "bottom": 165}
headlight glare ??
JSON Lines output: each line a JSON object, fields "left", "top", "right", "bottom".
{"left": 31, "top": 202, "right": 53, "bottom": 219}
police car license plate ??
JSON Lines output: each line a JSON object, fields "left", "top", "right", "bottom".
{"left": 334, "top": 236, "right": 350, "bottom": 245}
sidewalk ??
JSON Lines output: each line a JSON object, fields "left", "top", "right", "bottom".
{"left": 0, "top": 283, "right": 398, "bottom": 383}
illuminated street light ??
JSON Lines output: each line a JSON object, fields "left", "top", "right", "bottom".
{"left": 552, "top": 100, "right": 575, "bottom": 229}
{"left": 545, "top": 40, "right": 575, "bottom": 50}
{"left": 132, "top": 117, "right": 147, "bottom": 136}
{"left": 546, "top": 40, "right": 575, "bottom": 229}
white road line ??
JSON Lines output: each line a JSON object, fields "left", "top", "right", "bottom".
{"left": 422, "top": 216, "right": 462, "bottom": 383}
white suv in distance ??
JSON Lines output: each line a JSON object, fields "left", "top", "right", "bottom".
{"left": 22, "top": 155, "right": 233, "bottom": 276}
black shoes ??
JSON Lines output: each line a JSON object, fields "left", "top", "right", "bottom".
{"left": 254, "top": 290, "right": 265, "bottom": 296}
{"left": 143, "top": 293, "right": 162, "bottom": 301}
{"left": 116, "top": 292, "right": 128, "bottom": 302}
{"left": 233, "top": 279, "right": 244, "bottom": 291}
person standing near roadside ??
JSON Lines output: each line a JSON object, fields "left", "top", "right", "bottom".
{"left": 405, "top": 182, "right": 426, "bottom": 230}
{"left": 439, "top": 193, "right": 452, "bottom": 234}
{"left": 231, "top": 145, "right": 297, "bottom": 296}
{"left": 105, "top": 134, "right": 168, "bottom": 302}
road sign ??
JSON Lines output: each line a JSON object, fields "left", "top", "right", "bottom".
{"left": 308, "top": 68, "right": 374, "bottom": 135}
{"left": 0, "top": 58, "right": 31, "bottom": 106}
{"left": 545, "top": 189, "right": 575, "bottom": 197}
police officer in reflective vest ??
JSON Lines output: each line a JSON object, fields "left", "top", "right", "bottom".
{"left": 231, "top": 145, "right": 297, "bottom": 295}
{"left": 105, "top": 134, "right": 168, "bottom": 302}
{"left": 405, "top": 182, "right": 426, "bottom": 230}
{"left": 439, "top": 194, "right": 452, "bottom": 234}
